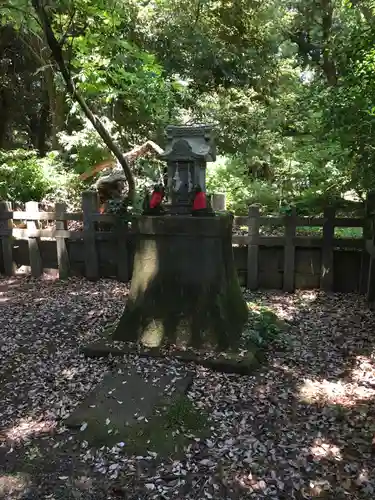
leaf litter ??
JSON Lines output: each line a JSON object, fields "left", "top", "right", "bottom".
{"left": 0, "top": 277, "right": 375, "bottom": 498}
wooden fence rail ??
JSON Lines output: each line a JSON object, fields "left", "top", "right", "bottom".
{"left": 0, "top": 192, "right": 372, "bottom": 296}
{"left": 235, "top": 205, "right": 366, "bottom": 293}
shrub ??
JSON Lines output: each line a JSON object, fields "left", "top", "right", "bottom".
{"left": 37, "top": 152, "right": 85, "bottom": 210}
{"left": 241, "top": 302, "right": 284, "bottom": 348}
{"left": 0, "top": 149, "right": 85, "bottom": 210}
{"left": 58, "top": 117, "right": 118, "bottom": 176}
{"left": 0, "top": 149, "right": 52, "bottom": 203}
{"left": 206, "top": 155, "right": 280, "bottom": 214}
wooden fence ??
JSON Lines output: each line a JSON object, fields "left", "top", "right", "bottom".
{"left": 0, "top": 191, "right": 373, "bottom": 295}
{"left": 0, "top": 192, "right": 131, "bottom": 282}
{"left": 234, "top": 206, "right": 366, "bottom": 293}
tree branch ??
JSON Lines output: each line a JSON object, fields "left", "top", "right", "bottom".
{"left": 2, "top": 4, "right": 43, "bottom": 29}
{"left": 59, "top": 8, "right": 76, "bottom": 48}
{"left": 79, "top": 141, "right": 164, "bottom": 181}
{"left": 350, "top": 0, "right": 375, "bottom": 25}
{"left": 17, "top": 31, "right": 48, "bottom": 67}
{"left": 31, "top": 0, "right": 136, "bottom": 202}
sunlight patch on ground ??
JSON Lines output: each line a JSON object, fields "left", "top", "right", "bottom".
{"left": 266, "top": 290, "right": 318, "bottom": 322}
{"left": 264, "top": 300, "right": 296, "bottom": 322}
{"left": 310, "top": 438, "right": 342, "bottom": 461}
{"left": 351, "top": 356, "right": 375, "bottom": 386}
{"left": 14, "top": 267, "right": 58, "bottom": 279}
{"left": 234, "top": 472, "right": 268, "bottom": 493}
{"left": 299, "top": 290, "right": 318, "bottom": 302}
{"left": 5, "top": 418, "right": 56, "bottom": 443}
{"left": 308, "top": 478, "right": 332, "bottom": 496}
{"left": 0, "top": 473, "right": 30, "bottom": 499}
{"left": 62, "top": 367, "right": 79, "bottom": 380}
{"left": 298, "top": 378, "right": 375, "bottom": 406}
{"left": 271, "top": 360, "right": 298, "bottom": 375}
{"left": 356, "top": 467, "right": 370, "bottom": 486}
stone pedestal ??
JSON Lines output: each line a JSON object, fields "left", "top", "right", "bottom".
{"left": 113, "top": 214, "right": 248, "bottom": 351}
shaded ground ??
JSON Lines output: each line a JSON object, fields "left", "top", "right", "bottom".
{"left": 0, "top": 276, "right": 375, "bottom": 499}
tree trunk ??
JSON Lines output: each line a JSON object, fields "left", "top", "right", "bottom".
{"left": 26, "top": 89, "right": 50, "bottom": 156}
{"left": 37, "top": 96, "right": 50, "bottom": 156}
{"left": 31, "top": 0, "right": 136, "bottom": 202}
{"left": 321, "top": 0, "right": 338, "bottom": 86}
{"left": 44, "top": 65, "right": 64, "bottom": 150}
{"left": 113, "top": 214, "right": 248, "bottom": 351}
{"left": 0, "top": 89, "right": 9, "bottom": 148}
{"left": 20, "top": 32, "right": 64, "bottom": 150}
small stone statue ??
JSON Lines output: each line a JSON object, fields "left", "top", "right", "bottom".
{"left": 191, "top": 185, "right": 214, "bottom": 217}
{"left": 143, "top": 185, "right": 165, "bottom": 215}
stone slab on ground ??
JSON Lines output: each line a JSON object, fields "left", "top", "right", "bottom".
{"left": 64, "top": 364, "right": 193, "bottom": 446}
{"left": 80, "top": 341, "right": 262, "bottom": 375}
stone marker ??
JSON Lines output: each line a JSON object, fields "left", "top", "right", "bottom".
{"left": 65, "top": 364, "right": 193, "bottom": 446}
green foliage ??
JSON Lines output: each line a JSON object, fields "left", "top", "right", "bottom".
{"left": 122, "top": 395, "right": 209, "bottom": 456}
{"left": 162, "top": 396, "right": 208, "bottom": 432}
{"left": 207, "top": 156, "right": 280, "bottom": 214}
{"left": 242, "top": 302, "right": 284, "bottom": 348}
{"left": 3, "top": 0, "right": 375, "bottom": 212}
{"left": 70, "top": 17, "right": 187, "bottom": 145}
{"left": 0, "top": 149, "right": 51, "bottom": 203}
{"left": 38, "top": 152, "right": 85, "bottom": 209}
{"left": 58, "top": 117, "right": 117, "bottom": 175}
{"left": 0, "top": 149, "right": 84, "bottom": 208}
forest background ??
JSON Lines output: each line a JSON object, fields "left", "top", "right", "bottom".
{"left": 1, "top": 0, "right": 375, "bottom": 217}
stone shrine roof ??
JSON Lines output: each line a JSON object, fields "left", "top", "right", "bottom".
{"left": 160, "top": 125, "right": 216, "bottom": 162}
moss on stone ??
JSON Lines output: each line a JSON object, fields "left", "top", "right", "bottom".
{"left": 123, "top": 396, "right": 210, "bottom": 456}
{"left": 77, "top": 394, "right": 209, "bottom": 457}
{"left": 113, "top": 215, "right": 248, "bottom": 351}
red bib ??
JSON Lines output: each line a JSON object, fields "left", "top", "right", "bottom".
{"left": 193, "top": 191, "right": 207, "bottom": 211}
{"left": 150, "top": 191, "right": 163, "bottom": 209}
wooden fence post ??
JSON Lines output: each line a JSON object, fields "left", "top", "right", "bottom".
{"left": 116, "top": 220, "right": 130, "bottom": 282}
{"left": 321, "top": 206, "right": 335, "bottom": 292}
{"left": 363, "top": 191, "right": 375, "bottom": 240}
{"left": 359, "top": 193, "right": 373, "bottom": 294}
{"left": 212, "top": 193, "right": 226, "bottom": 211}
{"left": 25, "top": 201, "right": 43, "bottom": 277}
{"left": 82, "top": 191, "right": 99, "bottom": 280}
{"left": 363, "top": 192, "right": 375, "bottom": 298}
{"left": 283, "top": 208, "right": 296, "bottom": 292}
{"left": 366, "top": 224, "right": 375, "bottom": 302}
{"left": 55, "top": 202, "right": 70, "bottom": 279}
{"left": 247, "top": 205, "right": 260, "bottom": 290}
{"left": 0, "top": 201, "right": 15, "bottom": 276}
{"left": 365, "top": 192, "right": 375, "bottom": 301}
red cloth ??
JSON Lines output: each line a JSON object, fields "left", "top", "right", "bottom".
{"left": 150, "top": 191, "right": 163, "bottom": 209}
{"left": 193, "top": 191, "right": 207, "bottom": 211}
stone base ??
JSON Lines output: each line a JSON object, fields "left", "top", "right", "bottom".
{"left": 80, "top": 341, "right": 262, "bottom": 375}
{"left": 113, "top": 214, "right": 248, "bottom": 351}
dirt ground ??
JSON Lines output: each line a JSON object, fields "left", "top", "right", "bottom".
{"left": 0, "top": 276, "right": 375, "bottom": 499}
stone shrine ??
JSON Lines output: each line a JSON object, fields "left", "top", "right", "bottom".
{"left": 112, "top": 125, "right": 248, "bottom": 351}
{"left": 160, "top": 125, "right": 215, "bottom": 214}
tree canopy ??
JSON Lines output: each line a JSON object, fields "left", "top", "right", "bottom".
{"left": 1, "top": 0, "right": 375, "bottom": 213}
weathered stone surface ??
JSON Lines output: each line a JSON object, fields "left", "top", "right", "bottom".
{"left": 112, "top": 214, "right": 248, "bottom": 351}
{"left": 64, "top": 364, "right": 193, "bottom": 445}
{"left": 160, "top": 125, "right": 216, "bottom": 162}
